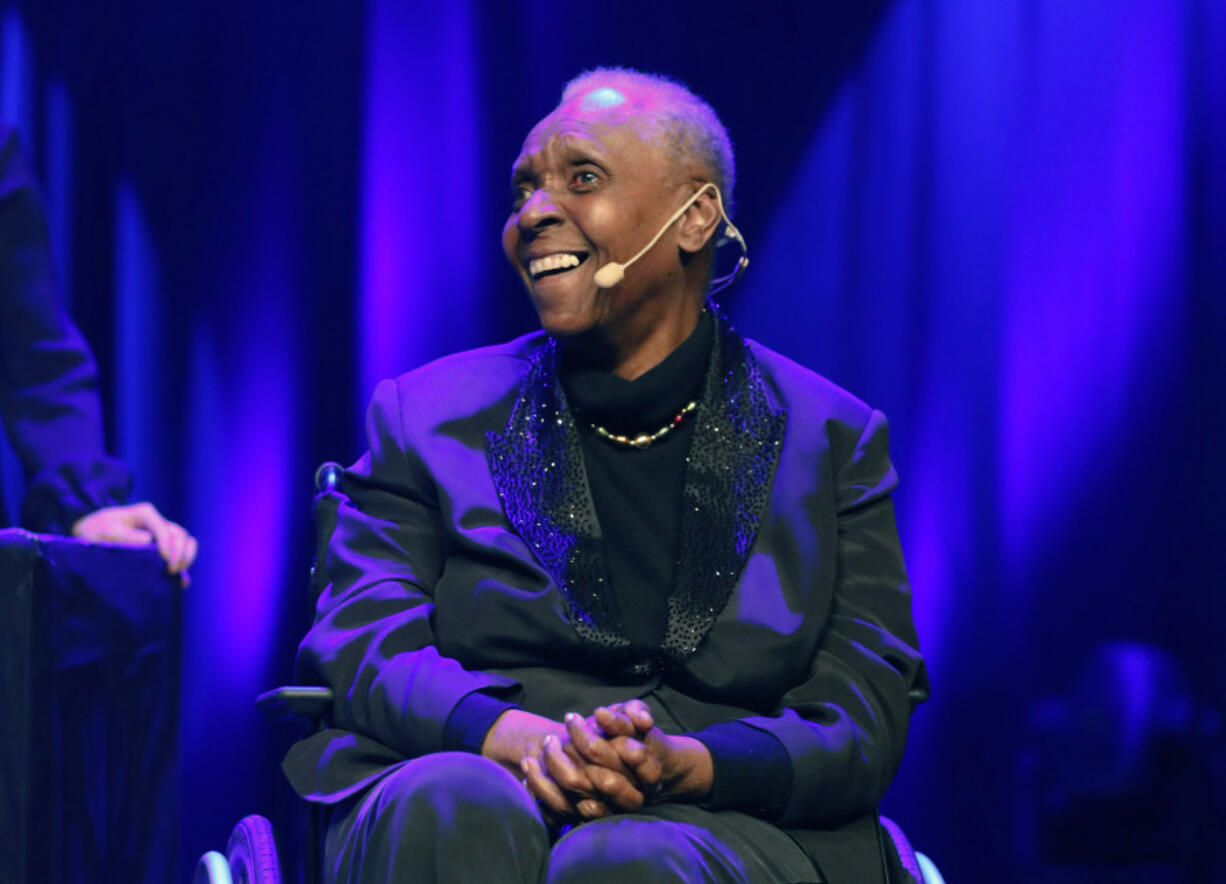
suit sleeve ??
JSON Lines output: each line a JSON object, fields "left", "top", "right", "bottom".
{"left": 0, "top": 126, "right": 131, "bottom": 532}
{"left": 294, "top": 379, "right": 520, "bottom": 760}
{"left": 692, "top": 408, "right": 929, "bottom": 827}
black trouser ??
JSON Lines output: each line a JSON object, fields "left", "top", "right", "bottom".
{"left": 325, "top": 752, "right": 821, "bottom": 883}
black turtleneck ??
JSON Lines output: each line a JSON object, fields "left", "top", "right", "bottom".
{"left": 560, "top": 311, "right": 713, "bottom": 656}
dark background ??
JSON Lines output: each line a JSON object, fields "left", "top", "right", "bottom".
{"left": 2, "top": 0, "right": 1223, "bottom": 880}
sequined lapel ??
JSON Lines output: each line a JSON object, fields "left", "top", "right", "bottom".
{"left": 485, "top": 317, "right": 787, "bottom": 673}
{"left": 661, "top": 315, "right": 788, "bottom": 668}
{"left": 485, "top": 338, "right": 634, "bottom": 667}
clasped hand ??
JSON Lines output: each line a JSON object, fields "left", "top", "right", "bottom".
{"left": 484, "top": 700, "right": 713, "bottom": 826}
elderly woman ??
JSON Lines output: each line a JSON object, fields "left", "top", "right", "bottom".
{"left": 285, "top": 68, "right": 928, "bottom": 884}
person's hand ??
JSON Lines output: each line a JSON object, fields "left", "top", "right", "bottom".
{"left": 561, "top": 704, "right": 659, "bottom": 801}
{"left": 482, "top": 709, "right": 637, "bottom": 824}
{"left": 531, "top": 719, "right": 647, "bottom": 819}
{"left": 72, "top": 502, "right": 197, "bottom": 586}
{"left": 527, "top": 698, "right": 715, "bottom": 819}
{"left": 575, "top": 700, "right": 715, "bottom": 805}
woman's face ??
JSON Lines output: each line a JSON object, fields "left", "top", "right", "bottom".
{"left": 502, "top": 102, "right": 692, "bottom": 341}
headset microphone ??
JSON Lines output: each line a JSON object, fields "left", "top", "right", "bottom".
{"left": 593, "top": 183, "right": 749, "bottom": 293}
{"left": 592, "top": 261, "right": 627, "bottom": 288}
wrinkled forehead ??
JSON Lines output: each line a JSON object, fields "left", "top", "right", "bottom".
{"left": 514, "top": 84, "right": 669, "bottom": 170}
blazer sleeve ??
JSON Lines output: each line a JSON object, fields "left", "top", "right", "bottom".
{"left": 294, "top": 378, "right": 521, "bottom": 760}
{"left": 0, "top": 126, "right": 131, "bottom": 532}
{"left": 696, "top": 408, "right": 929, "bottom": 828}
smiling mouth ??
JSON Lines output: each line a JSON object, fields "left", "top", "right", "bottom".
{"left": 528, "top": 252, "right": 590, "bottom": 280}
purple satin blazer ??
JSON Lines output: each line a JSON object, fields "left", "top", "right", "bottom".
{"left": 284, "top": 316, "right": 928, "bottom": 881}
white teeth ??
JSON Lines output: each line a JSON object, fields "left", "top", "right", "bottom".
{"left": 529, "top": 253, "right": 581, "bottom": 277}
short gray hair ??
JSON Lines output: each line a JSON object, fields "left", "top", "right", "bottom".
{"left": 560, "top": 67, "right": 736, "bottom": 214}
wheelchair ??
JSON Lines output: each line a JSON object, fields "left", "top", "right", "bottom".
{"left": 195, "top": 464, "right": 946, "bottom": 884}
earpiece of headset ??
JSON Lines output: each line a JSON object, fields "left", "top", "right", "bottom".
{"left": 593, "top": 183, "right": 749, "bottom": 294}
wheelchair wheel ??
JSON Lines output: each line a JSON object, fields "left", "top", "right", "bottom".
{"left": 193, "top": 851, "right": 233, "bottom": 884}
{"left": 226, "top": 814, "right": 283, "bottom": 884}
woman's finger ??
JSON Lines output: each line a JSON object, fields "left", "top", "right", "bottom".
{"left": 530, "top": 750, "right": 618, "bottom": 819}
{"left": 565, "top": 712, "right": 626, "bottom": 771}
{"left": 621, "top": 699, "right": 655, "bottom": 731}
{"left": 552, "top": 725, "right": 646, "bottom": 811}
{"left": 575, "top": 798, "right": 613, "bottom": 820}
{"left": 583, "top": 763, "right": 646, "bottom": 811}
{"left": 103, "top": 526, "right": 155, "bottom": 546}
{"left": 520, "top": 754, "right": 579, "bottom": 819}
{"left": 163, "top": 525, "right": 188, "bottom": 573}
{"left": 613, "top": 735, "right": 663, "bottom": 791}
{"left": 127, "top": 502, "right": 176, "bottom": 563}
{"left": 541, "top": 734, "right": 597, "bottom": 798}
{"left": 181, "top": 535, "right": 199, "bottom": 571}
{"left": 591, "top": 705, "right": 637, "bottom": 738}
{"left": 177, "top": 536, "right": 199, "bottom": 585}
{"left": 593, "top": 701, "right": 654, "bottom": 738}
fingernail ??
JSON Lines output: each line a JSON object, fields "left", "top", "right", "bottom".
{"left": 564, "top": 712, "right": 578, "bottom": 723}
{"left": 542, "top": 734, "right": 554, "bottom": 747}
{"left": 520, "top": 758, "right": 531, "bottom": 772}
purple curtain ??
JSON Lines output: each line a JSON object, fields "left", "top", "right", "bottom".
{"left": 3, "top": 0, "right": 1222, "bottom": 878}
{"left": 725, "top": 0, "right": 1226, "bottom": 873}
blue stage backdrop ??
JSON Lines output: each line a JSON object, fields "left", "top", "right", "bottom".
{"left": 2, "top": 0, "right": 1222, "bottom": 880}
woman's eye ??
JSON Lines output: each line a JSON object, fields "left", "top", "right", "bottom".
{"left": 511, "top": 185, "right": 533, "bottom": 207}
{"left": 572, "top": 170, "right": 598, "bottom": 187}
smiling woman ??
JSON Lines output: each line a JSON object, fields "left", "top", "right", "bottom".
{"left": 284, "top": 67, "right": 928, "bottom": 884}
{"left": 502, "top": 106, "right": 709, "bottom": 367}
{"left": 497, "top": 70, "right": 742, "bottom": 379}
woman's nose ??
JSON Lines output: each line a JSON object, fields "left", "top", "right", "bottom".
{"left": 516, "top": 188, "right": 562, "bottom": 236}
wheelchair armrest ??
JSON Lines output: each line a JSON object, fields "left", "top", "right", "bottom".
{"left": 255, "top": 685, "right": 334, "bottom": 721}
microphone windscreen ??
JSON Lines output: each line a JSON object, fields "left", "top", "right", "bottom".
{"left": 593, "top": 262, "right": 625, "bottom": 288}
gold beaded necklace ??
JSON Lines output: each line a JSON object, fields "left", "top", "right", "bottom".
{"left": 589, "top": 400, "right": 698, "bottom": 450}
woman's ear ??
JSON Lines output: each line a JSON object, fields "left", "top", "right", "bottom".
{"left": 676, "top": 185, "right": 723, "bottom": 255}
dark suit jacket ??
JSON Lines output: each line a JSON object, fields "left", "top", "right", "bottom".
{"left": 0, "top": 125, "right": 130, "bottom": 531}
{"left": 285, "top": 316, "right": 929, "bottom": 882}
